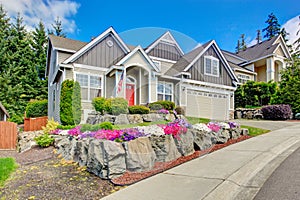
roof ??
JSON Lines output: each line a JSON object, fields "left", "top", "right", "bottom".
{"left": 0, "top": 102, "right": 9, "bottom": 118}
{"left": 49, "top": 34, "right": 87, "bottom": 52}
{"left": 165, "top": 41, "right": 211, "bottom": 76}
{"left": 236, "top": 35, "right": 279, "bottom": 61}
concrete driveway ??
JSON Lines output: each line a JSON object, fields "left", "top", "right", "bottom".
{"left": 235, "top": 119, "right": 300, "bottom": 131}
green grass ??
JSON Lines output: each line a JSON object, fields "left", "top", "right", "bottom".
{"left": 0, "top": 157, "right": 18, "bottom": 187}
{"left": 185, "top": 116, "right": 210, "bottom": 124}
{"left": 241, "top": 125, "right": 270, "bottom": 137}
{"left": 112, "top": 120, "right": 169, "bottom": 130}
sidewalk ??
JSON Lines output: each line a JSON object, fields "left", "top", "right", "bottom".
{"left": 103, "top": 122, "right": 300, "bottom": 200}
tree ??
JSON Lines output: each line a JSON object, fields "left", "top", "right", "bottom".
{"left": 0, "top": 5, "right": 11, "bottom": 73}
{"left": 280, "top": 27, "right": 289, "bottom": 42}
{"left": 48, "top": 17, "right": 66, "bottom": 37}
{"left": 240, "top": 34, "right": 247, "bottom": 50}
{"left": 235, "top": 39, "right": 241, "bottom": 53}
{"left": 263, "top": 13, "right": 281, "bottom": 39}
{"left": 293, "top": 16, "right": 300, "bottom": 53}
{"left": 256, "top": 30, "right": 262, "bottom": 44}
{"left": 272, "top": 53, "right": 300, "bottom": 116}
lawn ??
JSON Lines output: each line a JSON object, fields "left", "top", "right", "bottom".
{"left": 0, "top": 157, "right": 18, "bottom": 187}
{"left": 241, "top": 125, "right": 270, "bottom": 137}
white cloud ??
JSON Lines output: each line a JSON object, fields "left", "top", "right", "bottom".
{"left": 0, "top": 0, "right": 80, "bottom": 34}
{"left": 282, "top": 15, "right": 300, "bottom": 47}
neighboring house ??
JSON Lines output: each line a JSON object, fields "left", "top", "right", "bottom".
{"left": 46, "top": 27, "right": 238, "bottom": 122}
{"left": 0, "top": 102, "right": 9, "bottom": 121}
{"left": 223, "top": 35, "right": 291, "bottom": 84}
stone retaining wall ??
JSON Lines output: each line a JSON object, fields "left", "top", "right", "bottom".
{"left": 54, "top": 126, "right": 248, "bottom": 180}
{"left": 234, "top": 108, "right": 263, "bottom": 119}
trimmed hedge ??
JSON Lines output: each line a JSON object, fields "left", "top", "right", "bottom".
{"left": 149, "top": 100, "right": 175, "bottom": 110}
{"left": 92, "top": 97, "right": 106, "bottom": 114}
{"left": 149, "top": 103, "right": 163, "bottom": 111}
{"left": 128, "top": 105, "right": 150, "bottom": 114}
{"left": 104, "top": 97, "right": 128, "bottom": 115}
{"left": 60, "top": 80, "right": 81, "bottom": 125}
{"left": 261, "top": 104, "right": 292, "bottom": 120}
{"left": 25, "top": 99, "right": 48, "bottom": 118}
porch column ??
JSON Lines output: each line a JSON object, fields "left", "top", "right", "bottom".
{"left": 266, "top": 57, "right": 275, "bottom": 82}
{"left": 148, "top": 71, "right": 151, "bottom": 103}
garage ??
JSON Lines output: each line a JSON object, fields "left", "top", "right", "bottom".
{"left": 186, "top": 89, "right": 229, "bottom": 120}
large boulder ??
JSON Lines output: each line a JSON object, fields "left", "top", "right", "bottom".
{"left": 123, "top": 137, "right": 156, "bottom": 172}
{"left": 173, "top": 130, "right": 195, "bottom": 156}
{"left": 149, "top": 134, "right": 181, "bottom": 162}
{"left": 216, "top": 129, "right": 230, "bottom": 144}
{"left": 56, "top": 136, "right": 74, "bottom": 160}
{"left": 77, "top": 138, "right": 92, "bottom": 166}
{"left": 230, "top": 128, "right": 242, "bottom": 139}
{"left": 190, "top": 129, "right": 213, "bottom": 151}
{"left": 86, "top": 140, "right": 106, "bottom": 178}
{"left": 114, "top": 114, "right": 129, "bottom": 125}
{"left": 127, "top": 114, "right": 143, "bottom": 124}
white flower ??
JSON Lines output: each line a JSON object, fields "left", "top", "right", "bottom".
{"left": 219, "top": 122, "right": 230, "bottom": 129}
{"left": 193, "top": 123, "right": 211, "bottom": 132}
{"left": 135, "top": 125, "right": 165, "bottom": 136}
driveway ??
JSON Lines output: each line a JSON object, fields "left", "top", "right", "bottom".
{"left": 235, "top": 119, "right": 300, "bottom": 131}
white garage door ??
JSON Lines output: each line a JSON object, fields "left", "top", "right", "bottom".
{"left": 186, "top": 90, "right": 229, "bottom": 120}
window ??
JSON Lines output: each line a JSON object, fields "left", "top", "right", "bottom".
{"left": 153, "top": 61, "right": 161, "bottom": 71}
{"left": 76, "top": 73, "right": 102, "bottom": 101}
{"left": 238, "top": 74, "right": 251, "bottom": 84}
{"left": 204, "top": 56, "right": 219, "bottom": 77}
{"left": 157, "top": 82, "right": 172, "bottom": 101}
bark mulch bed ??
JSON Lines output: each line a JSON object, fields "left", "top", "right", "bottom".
{"left": 112, "top": 135, "right": 251, "bottom": 185}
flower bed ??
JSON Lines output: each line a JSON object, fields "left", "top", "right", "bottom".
{"left": 52, "top": 120, "right": 248, "bottom": 181}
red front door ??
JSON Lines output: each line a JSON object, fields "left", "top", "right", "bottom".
{"left": 126, "top": 84, "right": 135, "bottom": 106}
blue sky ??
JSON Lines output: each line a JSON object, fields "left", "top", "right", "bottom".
{"left": 1, "top": 0, "right": 299, "bottom": 52}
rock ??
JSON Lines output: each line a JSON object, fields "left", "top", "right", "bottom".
{"left": 77, "top": 138, "right": 91, "bottom": 166}
{"left": 114, "top": 114, "right": 129, "bottom": 125}
{"left": 191, "top": 129, "right": 212, "bottom": 151}
{"left": 164, "top": 114, "right": 175, "bottom": 121}
{"left": 18, "top": 130, "right": 43, "bottom": 152}
{"left": 173, "top": 130, "right": 195, "bottom": 156}
{"left": 149, "top": 113, "right": 164, "bottom": 122}
{"left": 123, "top": 137, "right": 156, "bottom": 172}
{"left": 245, "top": 111, "right": 253, "bottom": 119}
{"left": 216, "top": 129, "right": 230, "bottom": 144}
{"left": 149, "top": 134, "right": 181, "bottom": 162}
{"left": 241, "top": 128, "right": 249, "bottom": 136}
{"left": 56, "top": 137, "right": 74, "bottom": 160}
{"left": 142, "top": 114, "right": 153, "bottom": 122}
{"left": 235, "top": 111, "right": 242, "bottom": 119}
{"left": 103, "top": 114, "right": 116, "bottom": 123}
{"left": 127, "top": 114, "right": 143, "bottom": 124}
{"left": 86, "top": 139, "right": 106, "bottom": 178}
{"left": 230, "top": 128, "right": 242, "bottom": 139}
{"left": 207, "top": 131, "right": 218, "bottom": 145}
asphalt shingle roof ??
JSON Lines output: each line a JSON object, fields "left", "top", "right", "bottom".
{"left": 165, "top": 41, "right": 211, "bottom": 76}
{"left": 49, "top": 35, "right": 87, "bottom": 52}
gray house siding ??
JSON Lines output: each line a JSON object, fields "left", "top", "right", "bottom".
{"left": 148, "top": 42, "right": 182, "bottom": 61}
{"left": 75, "top": 34, "right": 125, "bottom": 67}
{"left": 58, "top": 51, "right": 73, "bottom": 63}
{"left": 187, "top": 46, "right": 233, "bottom": 86}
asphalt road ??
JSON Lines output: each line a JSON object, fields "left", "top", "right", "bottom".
{"left": 254, "top": 145, "right": 300, "bottom": 200}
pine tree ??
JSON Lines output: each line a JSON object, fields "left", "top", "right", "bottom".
{"left": 280, "top": 27, "right": 289, "bottom": 42}
{"left": 48, "top": 17, "right": 66, "bottom": 37}
{"left": 0, "top": 5, "right": 11, "bottom": 73}
{"left": 263, "top": 13, "right": 281, "bottom": 39}
{"left": 235, "top": 39, "right": 241, "bottom": 53}
{"left": 256, "top": 30, "right": 262, "bottom": 44}
{"left": 240, "top": 34, "right": 247, "bottom": 50}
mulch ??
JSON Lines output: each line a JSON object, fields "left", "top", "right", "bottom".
{"left": 111, "top": 135, "right": 251, "bottom": 185}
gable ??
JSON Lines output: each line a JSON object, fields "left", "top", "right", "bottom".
{"left": 275, "top": 45, "right": 286, "bottom": 57}
{"left": 186, "top": 45, "right": 235, "bottom": 86}
{"left": 74, "top": 34, "right": 126, "bottom": 68}
{"left": 148, "top": 42, "right": 183, "bottom": 61}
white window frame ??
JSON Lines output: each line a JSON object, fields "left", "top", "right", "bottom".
{"left": 157, "top": 81, "right": 173, "bottom": 101}
{"left": 204, "top": 56, "right": 219, "bottom": 77}
{"left": 74, "top": 72, "right": 103, "bottom": 102}
{"left": 237, "top": 74, "right": 251, "bottom": 84}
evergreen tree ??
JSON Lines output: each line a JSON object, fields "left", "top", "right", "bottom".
{"left": 293, "top": 16, "right": 300, "bottom": 53}
{"left": 280, "top": 27, "right": 289, "bottom": 42}
{"left": 0, "top": 5, "right": 11, "bottom": 73}
{"left": 263, "top": 13, "right": 281, "bottom": 39}
{"left": 240, "top": 34, "right": 247, "bottom": 50}
{"left": 48, "top": 17, "right": 66, "bottom": 37}
{"left": 235, "top": 39, "right": 241, "bottom": 53}
{"left": 256, "top": 30, "right": 262, "bottom": 44}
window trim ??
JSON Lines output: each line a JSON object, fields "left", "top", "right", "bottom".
{"left": 157, "top": 81, "right": 173, "bottom": 101}
{"left": 74, "top": 72, "right": 103, "bottom": 102}
{"left": 237, "top": 74, "right": 251, "bottom": 84}
{"left": 204, "top": 56, "right": 220, "bottom": 77}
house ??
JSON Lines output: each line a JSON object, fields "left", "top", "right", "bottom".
{"left": 223, "top": 35, "right": 291, "bottom": 84}
{"left": 0, "top": 102, "right": 9, "bottom": 121}
{"left": 46, "top": 27, "right": 238, "bottom": 122}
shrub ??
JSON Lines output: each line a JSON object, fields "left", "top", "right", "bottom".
{"left": 149, "top": 103, "right": 163, "bottom": 111}
{"left": 261, "top": 104, "right": 292, "bottom": 120}
{"left": 295, "top": 113, "right": 300, "bottom": 120}
{"left": 56, "top": 124, "right": 76, "bottom": 130}
{"left": 25, "top": 99, "right": 48, "bottom": 118}
{"left": 92, "top": 97, "right": 106, "bottom": 114}
{"left": 128, "top": 105, "right": 150, "bottom": 114}
{"left": 42, "top": 118, "right": 59, "bottom": 134}
{"left": 104, "top": 98, "right": 128, "bottom": 115}
{"left": 34, "top": 134, "right": 54, "bottom": 147}
{"left": 149, "top": 100, "right": 175, "bottom": 110}
{"left": 175, "top": 106, "right": 185, "bottom": 115}
{"left": 60, "top": 80, "right": 81, "bottom": 125}
{"left": 99, "top": 122, "right": 113, "bottom": 130}
{"left": 8, "top": 114, "right": 23, "bottom": 124}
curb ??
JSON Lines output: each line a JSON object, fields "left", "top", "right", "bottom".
{"left": 203, "top": 139, "right": 300, "bottom": 200}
